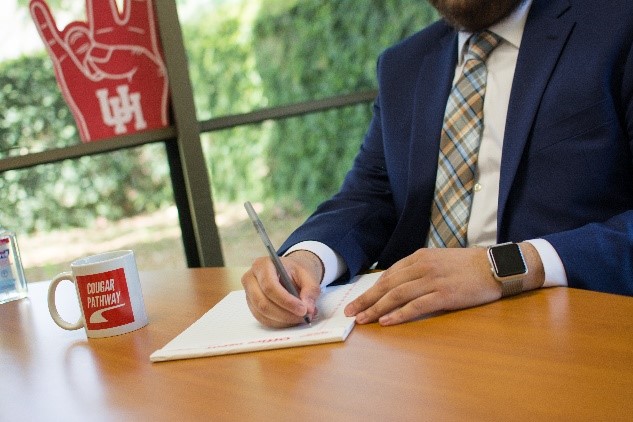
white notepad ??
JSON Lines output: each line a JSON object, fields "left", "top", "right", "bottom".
{"left": 150, "top": 272, "right": 380, "bottom": 362}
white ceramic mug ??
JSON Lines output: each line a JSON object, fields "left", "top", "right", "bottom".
{"left": 48, "top": 250, "right": 148, "bottom": 338}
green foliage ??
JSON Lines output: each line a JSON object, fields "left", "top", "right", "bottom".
{"left": 183, "top": 2, "right": 266, "bottom": 120}
{"left": 0, "top": 53, "right": 76, "bottom": 154}
{"left": 182, "top": 2, "right": 269, "bottom": 202}
{"left": 1, "top": 0, "right": 439, "bottom": 232}
{"left": 183, "top": 0, "right": 438, "bottom": 209}
{"left": 251, "top": 0, "right": 438, "bottom": 209}
{"left": 1, "top": 146, "right": 172, "bottom": 232}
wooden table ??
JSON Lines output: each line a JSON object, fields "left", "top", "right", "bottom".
{"left": 1, "top": 268, "right": 632, "bottom": 421}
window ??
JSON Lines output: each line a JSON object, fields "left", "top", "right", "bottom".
{"left": 0, "top": 0, "right": 437, "bottom": 281}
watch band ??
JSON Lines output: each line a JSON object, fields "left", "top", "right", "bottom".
{"left": 500, "top": 278, "right": 523, "bottom": 297}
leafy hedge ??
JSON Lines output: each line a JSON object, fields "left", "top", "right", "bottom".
{"left": 190, "top": 0, "right": 438, "bottom": 210}
{"left": 0, "top": 0, "right": 438, "bottom": 232}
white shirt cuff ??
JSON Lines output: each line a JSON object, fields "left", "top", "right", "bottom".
{"left": 285, "top": 241, "right": 347, "bottom": 287}
{"left": 286, "top": 238, "right": 567, "bottom": 288}
{"left": 525, "top": 238, "right": 568, "bottom": 287}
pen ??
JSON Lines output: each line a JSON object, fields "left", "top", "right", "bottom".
{"left": 244, "top": 201, "right": 311, "bottom": 325}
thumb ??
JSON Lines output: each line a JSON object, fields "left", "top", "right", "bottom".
{"left": 299, "top": 278, "right": 321, "bottom": 318}
{"left": 283, "top": 251, "right": 324, "bottom": 319}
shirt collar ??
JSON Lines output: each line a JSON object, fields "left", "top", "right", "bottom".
{"left": 456, "top": 0, "right": 533, "bottom": 65}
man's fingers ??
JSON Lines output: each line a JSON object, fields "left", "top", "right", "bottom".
{"left": 377, "top": 292, "right": 443, "bottom": 326}
{"left": 344, "top": 269, "right": 403, "bottom": 317}
{"left": 243, "top": 279, "right": 306, "bottom": 328}
{"left": 345, "top": 267, "right": 440, "bottom": 324}
{"left": 285, "top": 256, "right": 321, "bottom": 317}
{"left": 241, "top": 257, "right": 313, "bottom": 327}
{"left": 351, "top": 283, "right": 441, "bottom": 325}
{"left": 252, "top": 258, "right": 306, "bottom": 315}
{"left": 351, "top": 283, "right": 405, "bottom": 323}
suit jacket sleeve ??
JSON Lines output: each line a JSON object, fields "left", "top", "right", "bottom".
{"left": 541, "top": 28, "right": 633, "bottom": 295}
{"left": 280, "top": 91, "right": 399, "bottom": 280}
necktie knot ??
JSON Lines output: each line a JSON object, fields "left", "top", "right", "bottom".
{"left": 465, "top": 30, "right": 502, "bottom": 64}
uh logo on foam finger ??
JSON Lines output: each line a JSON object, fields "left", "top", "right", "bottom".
{"left": 76, "top": 268, "right": 135, "bottom": 329}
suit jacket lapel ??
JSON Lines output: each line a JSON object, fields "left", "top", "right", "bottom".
{"left": 497, "top": 0, "right": 575, "bottom": 237}
{"left": 404, "top": 27, "right": 457, "bottom": 249}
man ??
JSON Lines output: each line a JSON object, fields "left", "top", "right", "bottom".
{"left": 241, "top": 0, "right": 633, "bottom": 328}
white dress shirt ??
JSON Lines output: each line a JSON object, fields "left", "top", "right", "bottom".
{"left": 289, "top": 0, "right": 568, "bottom": 288}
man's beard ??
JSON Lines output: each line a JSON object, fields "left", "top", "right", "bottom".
{"left": 428, "top": 0, "right": 524, "bottom": 32}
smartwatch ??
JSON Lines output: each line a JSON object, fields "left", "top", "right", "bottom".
{"left": 486, "top": 242, "right": 528, "bottom": 297}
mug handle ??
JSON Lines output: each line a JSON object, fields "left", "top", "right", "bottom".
{"left": 47, "top": 272, "right": 85, "bottom": 330}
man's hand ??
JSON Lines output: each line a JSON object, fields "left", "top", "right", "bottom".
{"left": 344, "top": 243, "right": 545, "bottom": 326}
{"left": 241, "top": 250, "right": 323, "bottom": 328}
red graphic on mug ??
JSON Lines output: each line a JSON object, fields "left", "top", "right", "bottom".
{"left": 76, "top": 268, "right": 135, "bottom": 330}
{"left": 29, "top": 0, "right": 169, "bottom": 142}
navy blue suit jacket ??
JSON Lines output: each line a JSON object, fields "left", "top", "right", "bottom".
{"left": 281, "top": 0, "right": 633, "bottom": 295}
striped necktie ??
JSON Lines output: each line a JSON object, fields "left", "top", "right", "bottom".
{"left": 427, "top": 30, "right": 502, "bottom": 248}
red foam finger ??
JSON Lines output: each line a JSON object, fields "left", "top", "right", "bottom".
{"left": 86, "top": 0, "right": 119, "bottom": 35}
{"left": 64, "top": 24, "right": 92, "bottom": 67}
{"left": 29, "top": 0, "right": 67, "bottom": 60}
{"left": 125, "top": 0, "right": 153, "bottom": 35}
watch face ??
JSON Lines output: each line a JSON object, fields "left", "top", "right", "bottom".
{"left": 491, "top": 243, "right": 526, "bottom": 277}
